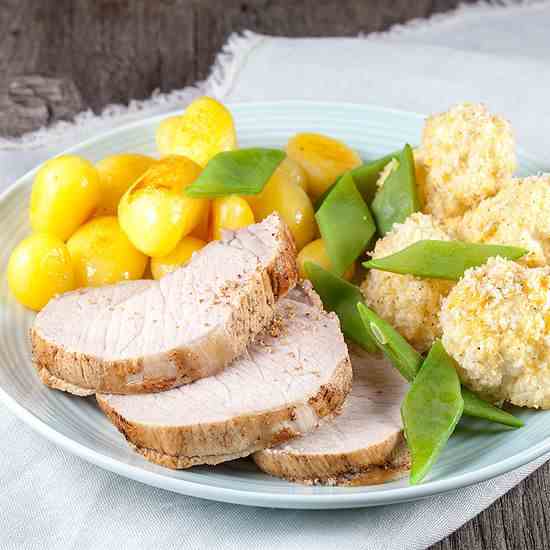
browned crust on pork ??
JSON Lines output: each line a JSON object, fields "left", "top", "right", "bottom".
{"left": 31, "top": 217, "right": 298, "bottom": 396}
{"left": 252, "top": 432, "right": 410, "bottom": 486}
{"left": 96, "top": 354, "right": 352, "bottom": 469}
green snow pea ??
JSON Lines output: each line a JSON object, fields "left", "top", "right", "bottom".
{"left": 364, "top": 240, "right": 527, "bottom": 281}
{"left": 349, "top": 152, "right": 399, "bottom": 205}
{"left": 371, "top": 144, "right": 420, "bottom": 236}
{"left": 461, "top": 388, "right": 524, "bottom": 429}
{"left": 305, "top": 262, "right": 377, "bottom": 353}
{"left": 314, "top": 151, "right": 398, "bottom": 210}
{"left": 356, "top": 302, "right": 420, "bottom": 382}
{"left": 401, "top": 340, "right": 464, "bottom": 484}
{"left": 185, "top": 148, "right": 285, "bottom": 198}
{"left": 315, "top": 172, "right": 376, "bottom": 276}
{"left": 357, "top": 303, "right": 524, "bottom": 428}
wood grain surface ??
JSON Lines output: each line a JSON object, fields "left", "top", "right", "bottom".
{"left": 1, "top": 1, "right": 548, "bottom": 549}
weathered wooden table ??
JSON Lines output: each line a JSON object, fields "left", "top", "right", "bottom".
{"left": 1, "top": 1, "right": 548, "bottom": 548}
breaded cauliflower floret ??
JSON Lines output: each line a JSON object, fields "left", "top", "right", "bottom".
{"left": 420, "top": 102, "right": 516, "bottom": 220}
{"left": 361, "top": 213, "right": 454, "bottom": 352}
{"left": 441, "top": 257, "right": 550, "bottom": 409}
{"left": 457, "top": 175, "right": 550, "bottom": 267}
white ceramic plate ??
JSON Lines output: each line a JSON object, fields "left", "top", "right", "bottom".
{"left": 1, "top": 102, "right": 549, "bottom": 510}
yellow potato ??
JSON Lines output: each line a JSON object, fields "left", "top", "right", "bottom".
{"left": 273, "top": 157, "right": 309, "bottom": 193}
{"left": 95, "top": 153, "right": 154, "bottom": 216}
{"left": 247, "top": 174, "right": 316, "bottom": 251}
{"left": 156, "top": 116, "right": 181, "bottom": 157}
{"left": 30, "top": 155, "right": 101, "bottom": 241}
{"left": 7, "top": 233, "right": 75, "bottom": 311}
{"left": 155, "top": 96, "right": 237, "bottom": 166}
{"left": 118, "top": 155, "right": 206, "bottom": 257}
{"left": 297, "top": 238, "right": 355, "bottom": 281}
{"left": 190, "top": 200, "right": 211, "bottom": 241}
{"left": 211, "top": 196, "right": 255, "bottom": 241}
{"left": 67, "top": 216, "right": 147, "bottom": 287}
{"left": 150, "top": 236, "right": 206, "bottom": 280}
{"left": 286, "top": 133, "right": 362, "bottom": 201}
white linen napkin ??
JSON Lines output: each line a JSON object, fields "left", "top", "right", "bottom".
{"left": 1, "top": 2, "right": 550, "bottom": 549}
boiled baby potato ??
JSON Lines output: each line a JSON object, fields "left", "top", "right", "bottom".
{"left": 95, "top": 153, "right": 155, "bottom": 216}
{"left": 30, "top": 155, "right": 101, "bottom": 241}
{"left": 150, "top": 236, "right": 206, "bottom": 280}
{"left": 189, "top": 201, "right": 211, "bottom": 241}
{"left": 248, "top": 167, "right": 316, "bottom": 251}
{"left": 274, "top": 157, "right": 309, "bottom": 193}
{"left": 67, "top": 216, "right": 147, "bottom": 287}
{"left": 297, "top": 238, "right": 355, "bottom": 281}
{"left": 286, "top": 133, "right": 362, "bottom": 201}
{"left": 156, "top": 96, "right": 237, "bottom": 167}
{"left": 8, "top": 233, "right": 75, "bottom": 311}
{"left": 211, "top": 196, "right": 255, "bottom": 241}
{"left": 118, "top": 155, "right": 206, "bottom": 257}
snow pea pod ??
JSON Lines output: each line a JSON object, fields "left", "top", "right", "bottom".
{"left": 401, "top": 340, "right": 464, "bottom": 484}
{"left": 357, "top": 303, "right": 524, "bottom": 428}
{"left": 356, "top": 302, "right": 420, "bottom": 382}
{"left": 371, "top": 144, "right": 420, "bottom": 236}
{"left": 315, "top": 172, "right": 376, "bottom": 276}
{"left": 364, "top": 240, "right": 527, "bottom": 281}
{"left": 304, "top": 262, "right": 377, "bottom": 353}
{"left": 349, "top": 152, "right": 399, "bottom": 205}
{"left": 314, "top": 151, "right": 398, "bottom": 210}
{"left": 461, "top": 387, "right": 523, "bottom": 429}
{"left": 185, "top": 148, "right": 285, "bottom": 198}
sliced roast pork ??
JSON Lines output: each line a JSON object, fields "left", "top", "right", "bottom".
{"left": 32, "top": 214, "right": 297, "bottom": 396}
{"left": 253, "top": 348, "right": 410, "bottom": 485}
{"left": 96, "top": 283, "right": 352, "bottom": 469}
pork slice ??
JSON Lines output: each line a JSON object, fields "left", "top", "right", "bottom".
{"left": 32, "top": 214, "right": 298, "bottom": 395}
{"left": 253, "top": 348, "right": 410, "bottom": 485}
{"left": 96, "top": 282, "right": 352, "bottom": 469}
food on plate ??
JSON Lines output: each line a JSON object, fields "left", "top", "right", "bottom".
{"left": 185, "top": 148, "right": 285, "bottom": 198}
{"left": 95, "top": 154, "right": 154, "bottom": 216}
{"left": 118, "top": 155, "right": 206, "bottom": 257}
{"left": 316, "top": 172, "right": 376, "bottom": 276}
{"left": 419, "top": 102, "right": 516, "bottom": 221}
{"left": 358, "top": 302, "right": 523, "bottom": 428}
{"left": 30, "top": 155, "right": 101, "bottom": 241}
{"left": 12, "top": 97, "right": 550, "bottom": 487}
{"left": 210, "top": 195, "right": 255, "bottom": 240}
{"left": 155, "top": 96, "right": 237, "bottom": 166}
{"left": 67, "top": 216, "right": 148, "bottom": 287}
{"left": 456, "top": 175, "right": 550, "bottom": 267}
{"left": 272, "top": 156, "right": 309, "bottom": 193}
{"left": 441, "top": 257, "right": 550, "bottom": 409}
{"left": 97, "top": 282, "right": 352, "bottom": 469}
{"left": 254, "top": 349, "right": 410, "bottom": 485}
{"left": 150, "top": 236, "right": 206, "bottom": 280}
{"left": 286, "top": 132, "right": 362, "bottom": 201}
{"left": 7, "top": 233, "right": 75, "bottom": 311}
{"left": 361, "top": 213, "right": 454, "bottom": 352}
{"left": 364, "top": 240, "right": 526, "bottom": 280}
{"left": 306, "top": 262, "right": 378, "bottom": 353}
{"left": 247, "top": 158, "right": 316, "bottom": 251}
{"left": 31, "top": 215, "right": 297, "bottom": 395}
{"left": 297, "top": 239, "right": 355, "bottom": 281}
{"left": 400, "top": 341, "right": 464, "bottom": 484}
{"left": 370, "top": 145, "right": 421, "bottom": 236}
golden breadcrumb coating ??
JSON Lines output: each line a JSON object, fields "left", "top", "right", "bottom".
{"left": 456, "top": 175, "right": 550, "bottom": 267}
{"left": 420, "top": 102, "right": 516, "bottom": 220}
{"left": 361, "top": 213, "right": 454, "bottom": 352}
{"left": 441, "top": 257, "right": 550, "bottom": 409}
